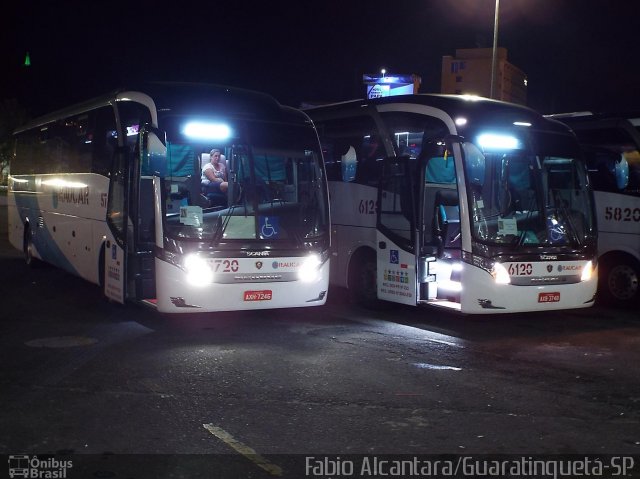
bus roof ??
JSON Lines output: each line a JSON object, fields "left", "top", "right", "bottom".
{"left": 546, "top": 111, "right": 640, "bottom": 124}
{"left": 14, "top": 82, "right": 304, "bottom": 135}
{"left": 305, "top": 94, "right": 569, "bottom": 134}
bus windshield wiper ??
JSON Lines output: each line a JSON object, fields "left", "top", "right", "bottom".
{"left": 211, "top": 203, "right": 238, "bottom": 244}
{"left": 551, "top": 189, "right": 582, "bottom": 246}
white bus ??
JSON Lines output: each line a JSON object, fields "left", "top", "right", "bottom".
{"left": 549, "top": 112, "right": 640, "bottom": 305}
{"left": 8, "top": 83, "right": 330, "bottom": 313}
{"left": 305, "top": 95, "right": 598, "bottom": 314}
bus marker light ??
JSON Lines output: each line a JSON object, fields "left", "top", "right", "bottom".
{"left": 491, "top": 262, "right": 511, "bottom": 284}
{"left": 581, "top": 261, "right": 594, "bottom": 281}
{"left": 184, "top": 254, "right": 214, "bottom": 286}
{"left": 298, "top": 254, "right": 322, "bottom": 283}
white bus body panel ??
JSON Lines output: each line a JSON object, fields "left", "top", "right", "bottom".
{"left": 458, "top": 262, "right": 598, "bottom": 314}
{"left": 593, "top": 191, "right": 640, "bottom": 262}
{"left": 8, "top": 173, "right": 111, "bottom": 284}
{"left": 154, "top": 257, "right": 330, "bottom": 313}
{"left": 328, "top": 182, "right": 377, "bottom": 287}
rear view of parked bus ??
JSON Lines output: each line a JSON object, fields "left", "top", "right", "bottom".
{"left": 8, "top": 83, "right": 330, "bottom": 313}
{"left": 550, "top": 112, "right": 640, "bottom": 305}
{"left": 306, "top": 95, "right": 597, "bottom": 314}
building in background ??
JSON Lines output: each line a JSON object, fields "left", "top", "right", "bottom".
{"left": 441, "top": 48, "right": 527, "bottom": 105}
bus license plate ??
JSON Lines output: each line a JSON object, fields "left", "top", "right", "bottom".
{"left": 243, "top": 290, "right": 273, "bottom": 301}
{"left": 538, "top": 292, "right": 560, "bottom": 303}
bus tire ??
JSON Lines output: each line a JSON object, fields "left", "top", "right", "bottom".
{"left": 348, "top": 249, "right": 387, "bottom": 309}
{"left": 23, "top": 224, "right": 41, "bottom": 268}
{"left": 598, "top": 253, "right": 640, "bottom": 306}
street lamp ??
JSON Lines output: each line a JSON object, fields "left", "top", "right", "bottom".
{"left": 490, "top": 0, "right": 500, "bottom": 99}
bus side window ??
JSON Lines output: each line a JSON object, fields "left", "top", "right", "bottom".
{"left": 357, "top": 134, "right": 384, "bottom": 185}
{"left": 116, "top": 101, "right": 152, "bottom": 150}
{"left": 591, "top": 148, "right": 630, "bottom": 192}
{"left": 91, "top": 106, "right": 118, "bottom": 177}
{"left": 314, "top": 114, "right": 379, "bottom": 185}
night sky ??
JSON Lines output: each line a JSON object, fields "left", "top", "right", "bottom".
{"left": 3, "top": 0, "right": 640, "bottom": 119}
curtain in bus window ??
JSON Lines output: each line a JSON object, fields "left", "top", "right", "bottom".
{"left": 167, "top": 143, "right": 195, "bottom": 177}
{"left": 426, "top": 156, "right": 456, "bottom": 184}
{"left": 252, "top": 153, "right": 286, "bottom": 182}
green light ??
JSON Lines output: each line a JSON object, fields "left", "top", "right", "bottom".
{"left": 24, "top": 52, "right": 31, "bottom": 67}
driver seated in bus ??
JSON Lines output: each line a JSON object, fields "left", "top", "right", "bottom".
{"left": 201, "top": 148, "right": 228, "bottom": 194}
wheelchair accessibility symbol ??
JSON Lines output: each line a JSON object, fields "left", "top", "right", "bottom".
{"left": 260, "top": 216, "right": 280, "bottom": 239}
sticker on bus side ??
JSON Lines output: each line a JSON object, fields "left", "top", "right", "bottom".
{"left": 243, "top": 290, "right": 273, "bottom": 301}
{"left": 538, "top": 292, "right": 560, "bottom": 303}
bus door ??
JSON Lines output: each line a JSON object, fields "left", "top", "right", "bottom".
{"left": 416, "top": 144, "right": 461, "bottom": 305}
{"left": 376, "top": 157, "right": 419, "bottom": 306}
{"left": 105, "top": 146, "right": 130, "bottom": 304}
{"left": 105, "top": 128, "right": 165, "bottom": 304}
{"left": 130, "top": 127, "right": 167, "bottom": 303}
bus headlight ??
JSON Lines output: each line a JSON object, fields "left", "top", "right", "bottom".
{"left": 581, "top": 260, "right": 594, "bottom": 281}
{"left": 298, "top": 254, "right": 322, "bottom": 283}
{"left": 184, "top": 254, "right": 214, "bottom": 286}
{"left": 491, "top": 262, "right": 511, "bottom": 284}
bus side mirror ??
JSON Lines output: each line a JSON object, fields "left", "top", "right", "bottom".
{"left": 140, "top": 127, "right": 167, "bottom": 176}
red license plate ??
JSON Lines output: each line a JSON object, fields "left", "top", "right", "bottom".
{"left": 538, "top": 292, "right": 560, "bottom": 303}
{"left": 243, "top": 290, "right": 273, "bottom": 301}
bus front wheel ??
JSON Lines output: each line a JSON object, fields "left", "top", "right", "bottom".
{"left": 348, "top": 250, "right": 387, "bottom": 309}
{"left": 598, "top": 254, "right": 640, "bottom": 306}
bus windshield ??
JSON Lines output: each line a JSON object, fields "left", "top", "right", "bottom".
{"left": 153, "top": 117, "right": 329, "bottom": 243}
{"left": 462, "top": 132, "right": 596, "bottom": 247}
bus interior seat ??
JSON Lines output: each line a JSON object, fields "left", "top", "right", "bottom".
{"left": 433, "top": 188, "right": 461, "bottom": 251}
{"left": 200, "top": 152, "right": 210, "bottom": 170}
